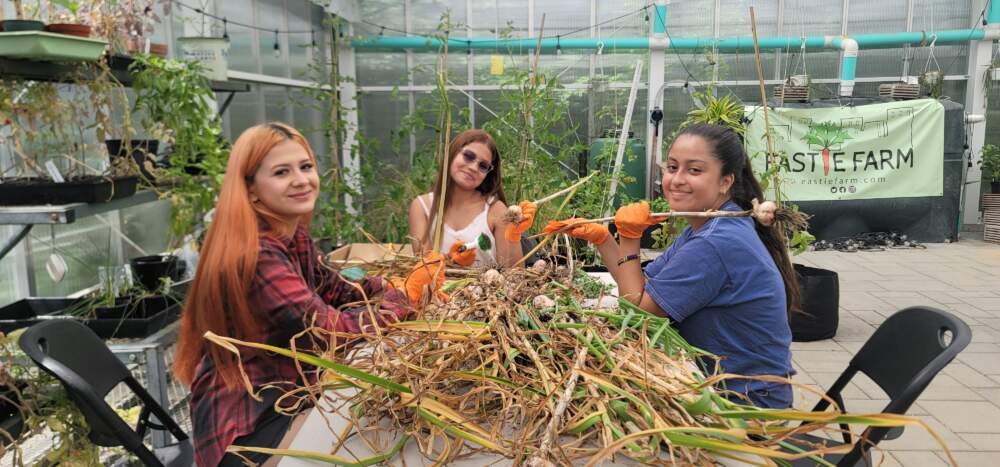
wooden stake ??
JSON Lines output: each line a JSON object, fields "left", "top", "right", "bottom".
{"left": 749, "top": 7, "right": 781, "bottom": 202}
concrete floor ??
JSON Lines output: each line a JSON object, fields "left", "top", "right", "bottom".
{"left": 790, "top": 236, "right": 1000, "bottom": 466}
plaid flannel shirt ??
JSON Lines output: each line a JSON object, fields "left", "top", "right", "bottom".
{"left": 189, "top": 226, "right": 409, "bottom": 466}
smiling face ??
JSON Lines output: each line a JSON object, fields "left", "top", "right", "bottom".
{"left": 449, "top": 142, "right": 494, "bottom": 191}
{"left": 248, "top": 139, "right": 319, "bottom": 226}
{"left": 661, "top": 134, "right": 734, "bottom": 215}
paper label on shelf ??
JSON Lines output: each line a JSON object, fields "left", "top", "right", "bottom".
{"left": 45, "top": 161, "right": 66, "bottom": 183}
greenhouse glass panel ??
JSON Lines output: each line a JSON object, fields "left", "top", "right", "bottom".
{"left": 0, "top": 233, "right": 17, "bottom": 308}
{"left": 412, "top": 51, "right": 469, "bottom": 86}
{"left": 287, "top": 0, "right": 314, "bottom": 81}
{"left": 258, "top": 0, "right": 289, "bottom": 78}
{"left": 597, "top": 0, "right": 646, "bottom": 37}
{"left": 218, "top": 0, "right": 257, "bottom": 73}
{"left": 264, "top": 86, "right": 291, "bottom": 122}
{"left": 411, "top": 0, "right": 467, "bottom": 34}
{"left": 668, "top": 0, "right": 714, "bottom": 37}
{"left": 358, "top": 52, "right": 410, "bottom": 87}
{"left": 30, "top": 219, "right": 116, "bottom": 297}
{"left": 121, "top": 200, "right": 172, "bottom": 261}
{"left": 359, "top": 0, "right": 405, "bottom": 34}
{"left": 719, "top": 0, "right": 781, "bottom": 38}
{"left": 533, "top": 1, "right": 590, "bottom": 39}
{"left": 227, "top": 85, "right": 262, "bottom": 141}
{"left": 358, "top": 92, "right": 410, "bottom": 167}
{"left": 470, "top": 0, "right": 530, "bottom": 38}
{"left": 290, "top": 88, "right": 327, "bottom": 161}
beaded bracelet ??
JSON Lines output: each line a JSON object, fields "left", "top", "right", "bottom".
{"left": 617, "top": 253, "right": 640, "bottom": 266}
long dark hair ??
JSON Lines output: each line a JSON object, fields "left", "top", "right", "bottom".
{"left": 675, "top": 123, "right": 801, "bottom": 316}
{"left": 423, "top": 129, "right": 507, "bottom": 245}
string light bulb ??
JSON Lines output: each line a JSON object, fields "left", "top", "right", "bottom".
{"left": 556, "top": 36, "right": 562, "bottom": 55}
{"left": 311, "top": 29, "right": 316, "bottom": 47}
{"left": 273, "top": 29, "right": 280, "bottom": 57}
{"left": 222, "top": 17, "right": 229, "bottom": 41}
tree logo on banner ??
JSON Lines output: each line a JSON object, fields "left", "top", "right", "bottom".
{"left": 802, "top": 122, "right": 853, "bottom": 177}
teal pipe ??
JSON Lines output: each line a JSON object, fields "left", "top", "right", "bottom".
{"left": 351, "top": 36, "right": 650, "bottom": 50}
{"left": 990, "top": 0, "right": 1000, "bottom": 25}
{"left": 840, "top": 56, "right": 857, "bottom": 81}
{"left": 352, "top": 28, "right": 988, "bottom": 51}
{"left": 653, "top": 2, "right": 667, "bottom": 34}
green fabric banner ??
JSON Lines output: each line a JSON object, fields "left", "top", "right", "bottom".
{"left": 744, "top": 99, "right": 944, "bottom": 201}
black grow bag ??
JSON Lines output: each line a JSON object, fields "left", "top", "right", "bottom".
{"left": 791, "top": 264, "right": 840, "bottom": 341}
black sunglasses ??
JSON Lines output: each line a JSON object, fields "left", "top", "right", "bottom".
{"left": 462, "top": 150, "right": 494, "bottom": 174}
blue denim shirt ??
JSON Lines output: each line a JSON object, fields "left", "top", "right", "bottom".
{"left": 643, "top": 201, "right": 794, "bottom": 408}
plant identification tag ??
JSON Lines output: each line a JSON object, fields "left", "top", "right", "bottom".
{"left": 45, "top": 161, "right": 66, "bottom": 183}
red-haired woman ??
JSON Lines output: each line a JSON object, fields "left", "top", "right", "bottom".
{"left": 408, "top": 129, "right": 535, "bottom": 268}
{"left": 173, "top": 123, "right": 418, "bottom": 466}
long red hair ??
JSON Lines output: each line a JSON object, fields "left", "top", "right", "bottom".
{"left": 173, "top": 122, "right": 317, "bottom": 387}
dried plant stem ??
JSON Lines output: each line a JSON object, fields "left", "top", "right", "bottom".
{"left": 532, "top": 341, "right": 589, "bottom": 464}
{"left": 505, "top": 173, "right": 598, "bottom": 225}
{"left": 514, "top": 14, "right": 546, "bottom": 201}
{"left": 432, "top": 28, "right": 453, "bottom": 253}
{"left": 534, "top": 170, "right": 596, "bottom": 206}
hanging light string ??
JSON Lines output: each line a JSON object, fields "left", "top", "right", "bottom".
{"left": 358, "top": 2, "right": 655, "bottom": 44}
{"left": 171, "top": 0, "right": 314, "bottom": 35}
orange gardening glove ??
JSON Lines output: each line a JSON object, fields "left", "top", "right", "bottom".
{"left": 504, "top": 201, "right": 537, "bottom": 242}
{"left": 614, "top": 201, "right": 666, "bottom": 239}
{"left": 448, "top": 240, "right": 477, "bottom": 267}
{"left": 403, "top": 252, "right": 446, "bottom": 306}
{"left": 543, "top": 218, "right": 610, "bottom": 245}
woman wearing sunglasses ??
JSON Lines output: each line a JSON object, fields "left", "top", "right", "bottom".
{"left": 408, "top": 129, "right": 532, "bottom": 267}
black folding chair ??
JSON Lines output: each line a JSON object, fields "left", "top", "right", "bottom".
{"left": 792, "top": 306, "right": 971, "bottom": 466}
{"left": 18, "top": 320, "right": 193, "bottom": 467}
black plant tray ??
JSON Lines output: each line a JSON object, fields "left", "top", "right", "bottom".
{"left": 81, "top": 303, "right": 179, "bottom": 339}
{"left": 0, "top": 295, "right": 180, "bottom": 339}
{"left": 0, "top": 298, "right": 81, "bottom": 334}
{"left": 0, "top": 175, "right": 138, "bottom": 205}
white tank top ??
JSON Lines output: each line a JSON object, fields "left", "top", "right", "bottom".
{"left": 417, "top": 193, "right": 497, "bottom": 267}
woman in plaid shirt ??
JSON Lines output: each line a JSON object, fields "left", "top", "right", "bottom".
{"left": 172, "top": 123, "right": 422, "bottom": 466}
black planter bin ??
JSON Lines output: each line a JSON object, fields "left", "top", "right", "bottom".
{"left": 130, "top": 254, "right": 180, "bottom": 291}
{"left": 0, "top": 176, "right": 139, "bottom": 206}
{"left": 790, "top": 264, "right": 840, "bottom": 342}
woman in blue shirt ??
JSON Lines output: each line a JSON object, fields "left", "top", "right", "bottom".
{"left": 552, "top": 123, "right": 800, "bottom": 408}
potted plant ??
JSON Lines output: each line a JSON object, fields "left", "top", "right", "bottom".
{"left": 983, "top": 144, "right": 1000, "bottom": 194}
{"left": 129, "top": 54, "right": 228, "bottom": 246}
{"left": 0, "top": 78, "right": 139, "bottom": 206}
{"left": 919, "top": 69, "right": 944, "bottom": 98}
{"left": 0, "top": 0, "right": 44, "bottom": 32}
{"left": 46, "top": 0, "right": 93, "bottom": 37}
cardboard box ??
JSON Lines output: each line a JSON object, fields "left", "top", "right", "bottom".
{"left": 326, "top": 243, "right": 414, "bottom": 267}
